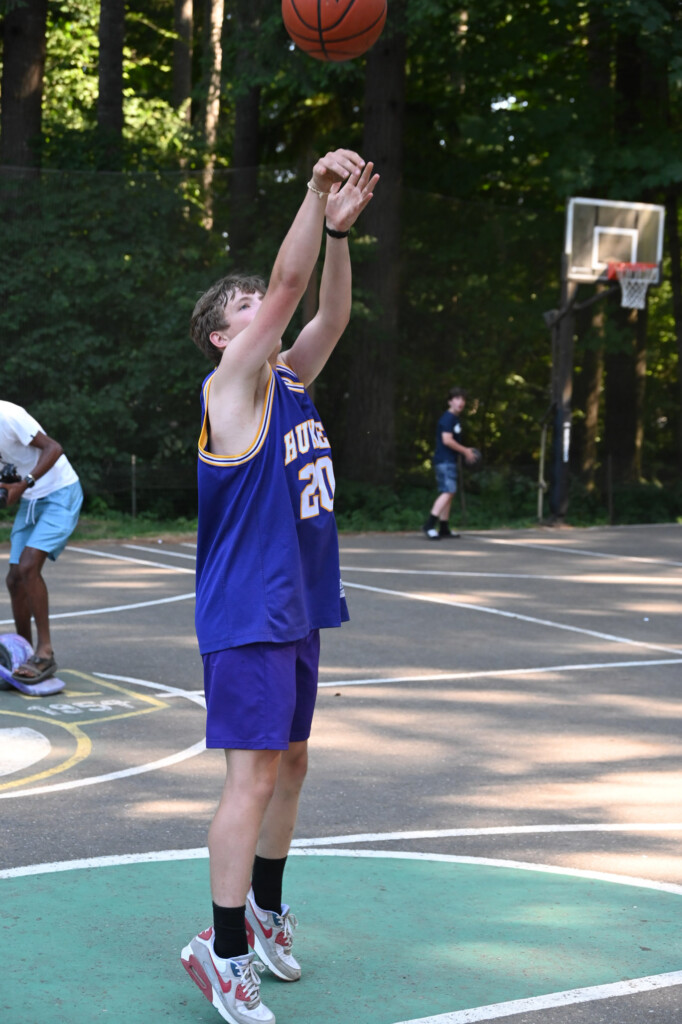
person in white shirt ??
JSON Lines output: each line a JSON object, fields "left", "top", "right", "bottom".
{"left": 0, "top": 401, "right": 83, "bottom": 684}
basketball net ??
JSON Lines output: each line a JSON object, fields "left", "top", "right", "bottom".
{"left": 607, "top": 261, "right": 658, "bottom": 310}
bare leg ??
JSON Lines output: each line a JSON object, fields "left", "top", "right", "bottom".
{"left": 256, "top": 740, "right": 309, "bottom": 859}
{"left": 208, "top": 748, "right": 282, "bottom": 907}
{"left": 430, "top": 492, "right": 454, "bottom": 521}
{"left": 6, "top": 547, "right": 52, "bottom": 657}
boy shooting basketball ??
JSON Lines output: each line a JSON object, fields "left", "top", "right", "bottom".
{"left": 181, "top": 148, "right": 378, "bottom": 1024}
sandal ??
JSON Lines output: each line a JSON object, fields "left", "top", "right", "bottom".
{"left": 12, "top": 653, "right": 58, "bottom": 684}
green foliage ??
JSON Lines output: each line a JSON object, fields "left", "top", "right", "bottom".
{"left": 608, "top": 480, "right": 682, "bottom": 525}
{"left": 1, "top": 0, "right": 681, "bottom": 525}
{"left": 0, "top": 169, "right": 214, "bottom": 486}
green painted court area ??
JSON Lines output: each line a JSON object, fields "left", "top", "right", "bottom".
{"left": 3, "top": 852, "right": 681, "bottom": 1024}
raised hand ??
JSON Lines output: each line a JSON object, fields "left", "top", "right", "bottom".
{"left": 310, "top": 148, "right": 366, "bottom": 192}
{"left": 324, "top": 161, "right": 379, "bottom": 233}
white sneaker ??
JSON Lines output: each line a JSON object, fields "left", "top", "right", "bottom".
{"left": 245, "top": 887, "right": 301, "bottom": 981}
{"left": 181, "top": 927, "right": 275, "bottom": 1024}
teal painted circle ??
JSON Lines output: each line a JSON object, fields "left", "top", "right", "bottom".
{"left": 2, "top": 853, "right": 681, "bottom": 1024}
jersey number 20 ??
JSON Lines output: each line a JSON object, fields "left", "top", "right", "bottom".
{"left": 299, "top": 456, "right": 335, "bottom": 518}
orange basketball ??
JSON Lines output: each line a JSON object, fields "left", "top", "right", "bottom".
{"left": 282, "top": 0, "right": 387, "bottom": 62}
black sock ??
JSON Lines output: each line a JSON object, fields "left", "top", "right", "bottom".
{"left": 212, "top": 902, "right": 248, "bottom": 960}
{"left": 251, "top": 854, "right": 287, "bottom": 914}
{"left": 439, "top": 520, "right": 450, "bottom": 534}
{"left": 426, "top": 514, "right": 438, "bottom": 530}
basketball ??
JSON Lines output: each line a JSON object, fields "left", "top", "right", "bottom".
{"left": 282, "top": 0, "right": 388, "bottom": 62}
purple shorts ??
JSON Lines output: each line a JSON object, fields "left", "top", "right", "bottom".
{"left": 202, "top": 630, "right": 320, "bottom": 750}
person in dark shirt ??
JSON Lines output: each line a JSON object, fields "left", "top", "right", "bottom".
{"left": 423, "top": 387, "right": 478, "bottom": 540}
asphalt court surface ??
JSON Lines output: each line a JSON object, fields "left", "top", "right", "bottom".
{"left": 1, "top": 524, "right": 682, "bottom": 1024}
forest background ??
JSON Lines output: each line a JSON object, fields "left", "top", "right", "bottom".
{"left": 1, "top": 0, "right": 681, "bottom": 531}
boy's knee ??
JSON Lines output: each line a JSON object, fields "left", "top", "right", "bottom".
{"left": 12, "top": 549, "right": 46, "bottom": 583}
{"left": 246, "top": 752, "right": 282, "bottom": 802}
{"left": 281, "top": 744, "right": 309, "bottom": 786}
{"left": 6, "top": 565, "right": 23, "bottom": 593}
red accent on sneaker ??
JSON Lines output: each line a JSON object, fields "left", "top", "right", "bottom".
{"left": 275, "top": 930, "right": 286, "bottom": 948}
{"left": 255, "top": 917, "right": 273, "bottom": 940}
{"left": 235, "top": 982, "right": 251, "bottom": 1002}
{"left": 208, "top": 952, "right": 233, "bottom": 994}
{"left": 245, "top": 918, "right": 255, "bottom": 947}
{"left": 199, "top": 926, "right": 213, "bottom": 940}
{"left": 183, "top": 954, "right": 213, "bottom": 1001}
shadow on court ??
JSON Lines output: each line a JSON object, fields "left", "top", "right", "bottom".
{"left": 1, "top": 524, "right": 682, "bottom": 1024}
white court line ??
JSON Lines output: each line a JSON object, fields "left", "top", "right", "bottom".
{"left": 317, "top": 657, "right": 682, "bottom": 687}
{"left": 341, "top": 565, "right": 682, "bottom": 586}
{"left": 94, "top": 672, "right": 203, "bottom": 699}
{"left": 68, "top": 545, "right": 194, "bottom": 574}
{"left": 124, "top": 544, "right": 196, "bottom": 560}
{"left": 290, "top": 823, "right": 682, "bottom": 846}
{"left": 1, "top": 545, "right": 196, "bottom": 624}
{"left": 2, "top": 848, "right": 681, "bottom": 1022}
{"left": 477, "top": 536, "right": 682, "bottom": 568}
{"left": 393, "top": 972, "right": 682, "bottom": 1024}
{"left": 4, "top": 845, "right": 682, "bottom": 891}
{"left": 0, "top": 738, "right": 206, "bottom": 799}
{"left": 0, "top": 675, "right": 206, "bottom": 800}
{"left": 343, "top": 580, "right": 682, "bottom": 656}
{"left": 0, "top": 591, "right": 195, "bottom": 627}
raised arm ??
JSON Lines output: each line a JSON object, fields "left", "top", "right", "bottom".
{"left": 212, "top": 149, "right": 367, "bottom": 389}
{"left": 281, "top": 161, "right": 379, "bottom": 387}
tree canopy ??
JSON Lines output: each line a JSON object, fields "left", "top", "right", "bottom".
{"left": 1, "top": 0, "right": 681, "bottom": 520}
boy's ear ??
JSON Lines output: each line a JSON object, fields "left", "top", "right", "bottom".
{"left": 209, "top": 331, "right": 229, "bottom": 352}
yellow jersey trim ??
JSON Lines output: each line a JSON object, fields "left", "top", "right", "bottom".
{"left": 276, "top": 362, "right": 305, "bottom": 393}
{"left": 198, "top": 369, "right": 275, "bottom": 467}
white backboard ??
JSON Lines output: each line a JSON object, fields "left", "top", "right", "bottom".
{"left": 564, "top": 197, "right": 665, "bottom": 283}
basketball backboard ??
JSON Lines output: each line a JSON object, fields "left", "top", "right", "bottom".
{"left": 564, "top": 197, "right": 665, "bottom": 284}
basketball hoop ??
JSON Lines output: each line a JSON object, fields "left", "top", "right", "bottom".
{"left": 607, "top": 261, "right": 658, "bottom": 310}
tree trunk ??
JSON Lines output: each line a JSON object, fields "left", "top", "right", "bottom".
{"left": 633, "top": 304, "right": 647, "bottom": 480}
{"left": 574, "top": 11, "right": 611, "bottom": 491}
{"left": 601, "top": 30, "right": 645, "bottom": 486}
{"left": 228, "top": 85, "right": 260, "bottom": 260}
{"left": 581, "top": 343, "right": 604, "bottom": 490}
{"left": 341, "top": 10, "right": 406, "bottom": 485}
{"left": 0, "top": 0, "right": 48, "bottom": 169}
{"left": 604, "top": 305, "right": 639, "bottom": 485}
{"left": 666, "top": 189, "right": 682, "bottom": 465}
{"left": 201, "top": 0, "right": 225, "bottom": 228}
{"left": 574, "top": 296, "right": 605, "bottom": 491}
{"left": 229, "top": 0, "right": 262, "bottom": 263}
{"left": 97, "top": 0, "right": 126, "bottom": 169}
{"left": 173, "top": 0, "right": 193, "bottom": 120}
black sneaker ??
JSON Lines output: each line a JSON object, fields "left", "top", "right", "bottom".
{"left": 439, "top": 529, "right": 460, "bottom": 539}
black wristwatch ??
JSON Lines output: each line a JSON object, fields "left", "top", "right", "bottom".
{"left": 23, "top": 474, "right": 36, "bottom": 488}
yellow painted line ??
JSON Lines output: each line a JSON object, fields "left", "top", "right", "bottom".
{"left": 65, "top": 671, "right": 168, "bottom": 709}
{"left": 21, "top": 671, "right": 170, "bottom": 726}
{"left": 0, "top": 712, "right": 91, "bottom": 791}
{"left": 0, "top": 673, "right": 171, "bottom": 790}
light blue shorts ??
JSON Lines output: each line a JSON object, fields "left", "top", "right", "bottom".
{"left": 10, "top": 481, "right": 84, "bottom": 564}
{"left": 434, "top": 461, "right": 457, "bottom": 494}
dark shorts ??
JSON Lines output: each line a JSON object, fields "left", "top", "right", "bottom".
{"left": 202, "top": 630, "right": 320, "bottom": 750}
{"left": 434, "top": 461, "right": 457, "bottom": 494}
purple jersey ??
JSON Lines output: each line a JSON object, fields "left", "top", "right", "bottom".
{"left": 195, "top": 363, "right": 349, "bottom": 655}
